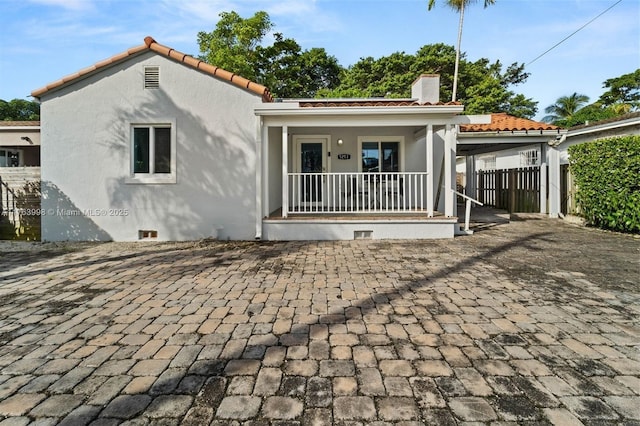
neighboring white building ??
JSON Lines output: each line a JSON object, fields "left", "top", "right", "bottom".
{"left": 0, "top": 121, "right": 40, "bottom": 168}
{"left": 33, "top": 36, "right": 491, "bottom": 241}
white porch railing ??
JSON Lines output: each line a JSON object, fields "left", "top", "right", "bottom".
{"left": 287, "top": 172, "right": 429, "bottom": 214}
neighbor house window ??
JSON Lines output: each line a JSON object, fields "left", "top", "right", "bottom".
{"left": 127, "top": 121, "right": 176, "bottom": 184}
{"left": 479, "top": 155, "right": 496, "bottom": 170}
{"left": 358, "top": 136, "right": 404, "bottom": 173}
{"left": 0, "top": 150, "right": 21, "bottom": 167}
{"left": 520, "top": 149, "right": 539, "bottom": 167}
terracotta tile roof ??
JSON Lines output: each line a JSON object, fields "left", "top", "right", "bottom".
{"left": 299, "top": 99, "right": 461, "bottom": 108}
{"left": 32, "top": 36, "right": 273, "bottom": 102}
{"left": 460, "top": 113, "right": 561, "bottom": 132}
{"left": 0, "top": 121, "right": 40, "bottom": 127}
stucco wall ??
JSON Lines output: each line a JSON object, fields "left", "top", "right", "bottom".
{"left": 40, "top": 51, "right": 261, "bottom": 241}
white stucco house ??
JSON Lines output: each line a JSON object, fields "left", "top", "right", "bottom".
{"left": 32, "top": 36, "right": 494, "bottom": 241}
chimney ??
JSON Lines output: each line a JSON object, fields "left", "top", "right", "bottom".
{"left": 411, "top": 74, "right": 440, "bottom": 104}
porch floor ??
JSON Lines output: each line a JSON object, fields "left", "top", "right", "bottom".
{"left": 265, "top": 208, "right": 447, "bottom": 221}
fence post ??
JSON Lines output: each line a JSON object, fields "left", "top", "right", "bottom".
{"left": 508, "top": 169, "right": 516, "bottom": 213}
{"left": 494, "top": 170, "right": 501, "bottom": 209}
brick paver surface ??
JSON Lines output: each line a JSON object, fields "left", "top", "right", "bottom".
{"left": 0, "top": 216, "right": 638, "bottom": 425}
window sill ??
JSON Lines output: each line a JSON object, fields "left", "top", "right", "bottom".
{"left": 125, "top": 175, "right": 176, "bottom": 184}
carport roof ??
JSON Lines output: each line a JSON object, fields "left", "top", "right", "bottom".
{"left": 460, "top": 113, "right": 560, "bottom": 133}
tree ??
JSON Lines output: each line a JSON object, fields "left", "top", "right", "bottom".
{"left": 197, "top": 11, "right": 272, "bottom": 82}
{"left": 598, "top": 69, "right": 640, "bottom": 111}
{"left": 427, "top": 0, "right": 496, "bottom": 102}
{"left": 554, "top": 103, "right": 618, "bottom": 127}
{"left": 0, "top": 99, "right": 40, "bottom": 121}
{"left": 257, "top": 34, "right": 341, "bottom": 98}
{"left": 542, "top": 92, "right": 590, "bottom": 124}
{"left": 197, "top": 11, "right": 341, "bottom": 98}
{"left": 320, "top": 44, "right": 538, "bottom": 118}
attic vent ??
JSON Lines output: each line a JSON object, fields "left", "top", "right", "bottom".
{"left": 144, "top": 66, "right": 159, "bottom": 89}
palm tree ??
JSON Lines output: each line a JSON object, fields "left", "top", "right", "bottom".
{"left": 428, "top": 0, "right": 496, "bottom": 102}
{"left": 542, "top": 92, "right": 590, "bottom": 124}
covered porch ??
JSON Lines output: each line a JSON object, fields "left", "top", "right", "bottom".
{"left": 253, "top": 75, "right": 490, "bottom": 240}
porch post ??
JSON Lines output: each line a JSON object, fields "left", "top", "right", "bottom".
{"left": 540, "top": 143, "right": 547, "bottom": 214}
{"left": 255, "top": 117, "right": 263, "bottom": 239}
{"left": 444, "top": 124, "right": 454, "bottom": 217}
{"left": 282, "top": 126, "right": 289, "bottom": 218}
{"left": 262, "top": 123, "right": 269, "bottom": 218}
{"left": 548, "top": 144, "right": 561, "bottom": 218}
{"left": 465, "top": 154, "right": 476, "bottom": 200}
{"left": 426, "top": 124, "right": 434, "bottom": 217}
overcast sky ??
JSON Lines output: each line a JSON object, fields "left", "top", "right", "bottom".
{"left": 1, "top": 0, "right": 638, "bottom": 120}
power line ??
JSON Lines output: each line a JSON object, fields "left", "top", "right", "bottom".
{"left": 526, "top": 0, "right": 624, "bottom": 67}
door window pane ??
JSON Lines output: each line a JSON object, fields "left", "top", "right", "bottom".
{"left": 362, "top": 142, "right": 379, "bottom": 172}
{"left": 0, "top": 150, "right": 6, "bottom": 167}
{"left": 301, "top": 143, "right": 323, "bottom": 173}
{"left": 133, "top": 128, "right": 150, "bottom": 173}
{"left": 381, "top": 142, "right": 399, "bottom": 172}
{"left": 154, "top": 127, "right": 171, "bottom": 173}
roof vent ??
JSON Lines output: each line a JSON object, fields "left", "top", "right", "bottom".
{"left": 144, "top": 66, "right": 159, "bottom": 89}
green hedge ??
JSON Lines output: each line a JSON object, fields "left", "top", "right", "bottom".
{"left": 568, "top": 135, "right": 640, "bottom": 233}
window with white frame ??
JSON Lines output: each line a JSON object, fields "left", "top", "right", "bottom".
{"left": 128, "top": 121, "right": 176, "bottom": 184}
{"left": 479, "top": 155, "right": 496, "bottom": 170}
{"left": 520, "top": 149, "right": 539, "bottom": 167}
{"left": 0, "top": 149, "right": 21, "bottom": 167}
{"left": 358, "top": 136, "right": 404, "bottom": 173}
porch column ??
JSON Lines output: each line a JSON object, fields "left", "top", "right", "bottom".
{"left": 444, "top": 124, "right": 454, "bottom": 217}
{"left": 262, "top": 123, "right": 269, "bottom": 218}
{"left": 426, "top": 124, "right": 434, "bottom": 217}
{"left": 465, "top": 154, "right": 476, "bottom": 200}
{"left": 548, "top": 144, "right": 561, "bottom": 218}
{"left": 540, "top": 143, "right": 547, "bottom": 214}
{"left": 282, "top": 126, "right": 288, "bottom": 218}
{"left": 255, "top": 118, "right": 263, "bottom": 239}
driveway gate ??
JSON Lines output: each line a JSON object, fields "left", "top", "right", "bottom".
{"left": 476, "top": 167, "right": 543, "bottom": 213}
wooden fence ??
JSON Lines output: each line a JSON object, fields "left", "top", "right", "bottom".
{"left": 476, "top": 167, "right": 543, "bottom": 213}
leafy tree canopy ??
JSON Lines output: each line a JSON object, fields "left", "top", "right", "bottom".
{"left": 552, "top": 103, "right": 619, "bottom": 128}
{"left": 542, "top": 92, "right": 590, "bottom": 124}
{"left": 319, "top": 44, "right": 538, "bottom": 118}
{"left": 197, "top": 11, "right": 341, "bottom": 98}
{"left": 0, "top": 99, "right": 40, "bottom": 121}
{"left": 598, "top": 69, "right": 640, "bottom": 110}
{"left": 543, "top": 70, "right": 639, "bottom": 127}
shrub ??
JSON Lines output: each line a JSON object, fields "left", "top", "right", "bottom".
{"left": 568, "top": 135, "right": 640, "bottom": 233}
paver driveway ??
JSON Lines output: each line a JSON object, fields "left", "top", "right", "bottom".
{"left": 0, "top": 217, "right": 638, "bottom": 425}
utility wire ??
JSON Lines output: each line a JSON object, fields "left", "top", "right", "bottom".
{"left": 526, "top": 0, "right": 623, "bottom": 67}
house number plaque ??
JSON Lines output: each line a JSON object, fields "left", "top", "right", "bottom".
{"left": 337, "top": 154, "right": 351, "bottom": 160}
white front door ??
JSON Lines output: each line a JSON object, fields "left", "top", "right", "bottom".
{"left": 293, "top": 136, "right": 329, "bottom": 207}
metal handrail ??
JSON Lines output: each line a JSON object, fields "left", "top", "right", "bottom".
{"left": 0, "top": 176, "right": 17, "bottom": 226}
{"left": 451, "top": 188, "right": 483, "bottom": 233}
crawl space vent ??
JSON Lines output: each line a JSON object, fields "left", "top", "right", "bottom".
{"left": 354, "top": 230, "right": 373, "bottom": 240}
{"left": 138, "top": 230, "right": 158, "bottom": 240}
